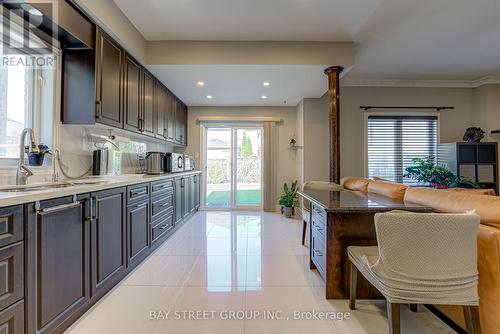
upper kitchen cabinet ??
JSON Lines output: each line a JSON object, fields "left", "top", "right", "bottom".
{"left": 175, "top": 99, "right": 188, "bottom": 146}
{"left": 95, "top": 28, "right": 124, "bottom": 128}
{"left": 165, "top": 91, "right": 176, "bottom": 142}
{"left": 142, "top": 71, "right": 156, "bottom": 137}
{"left": 155, "top": 82, "right": 167, "bottom": 139}
{"left": 61, "top": 20, "right": 188, "bottom": 146}
{"left": 123, "top": 55, "right": 142, "bottom": 134}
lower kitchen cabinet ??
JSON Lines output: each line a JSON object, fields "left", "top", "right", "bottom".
{"left": 26, "top": 195, "right": 90, "bottom": 334}
{"left": 174, "top": 178, "right": 184, "bottom": 224}
{"left": 9, "top": 173, "right": 200, "bottom": 334}
{"left": 90, "top": 188, "right": 127, "bottom": 300}
{"left": 0, "top": 300, "right": 24, "bottom": 334}
{"left": 126, "top": 198, "right": 150, "bottom": 268}
{"left": 183, "top": 177, "right": 190, "bottom": 218}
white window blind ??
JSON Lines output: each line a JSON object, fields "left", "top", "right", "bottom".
{"left": 367, "top": 115, "right": 438, "bottom": 184}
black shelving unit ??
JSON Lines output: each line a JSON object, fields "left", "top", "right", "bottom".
{"left": 438, "top": 142, "right": 498, "bottom": 194}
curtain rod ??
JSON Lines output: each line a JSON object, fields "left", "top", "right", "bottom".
{"left": 360, "top": 106, "right": 454, "bottom": 111}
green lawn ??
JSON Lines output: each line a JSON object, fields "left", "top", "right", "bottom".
{"left": 206, "top": 189, "right": 262, "bottom": 206}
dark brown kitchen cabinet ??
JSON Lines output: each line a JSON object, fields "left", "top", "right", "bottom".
{"left": 174, "top": 178, "right": 184, "bottom": 224}
{"left": 26, "top": 195, "right": 90, "bottom": 334}
{"left": 0, "top": 300, "right": 24, "bottom": 334}
{"left": 142, "top": 71, "right": 156, "bottom": 137}
{"left": 123, "top": 55, "right": 141, "bottom": 133}
{"left": 183, "top": 178, "right": 190, "bottom": 218}
{"left": 126, "top": 199, "right": 150, "bottom": 268}
{"left": 95, "top": 28, "right": 124, "bottom": 128}
{"left": 174, "top": 99, "right": 187, "bottom": 145}
{"left": 193, "top": 175, "right": 200, "bottom": 210}
{"left": 0, "top": 242, "right": 23, "bottom": 313}
{"left": 155, "top": 82, "right": 166, "bottom": 139}
{"left": 165, "top": 92, "right": 175, "bottom": 142}
{"left": 90, "top": 188, "right": 126, "bottom": 300}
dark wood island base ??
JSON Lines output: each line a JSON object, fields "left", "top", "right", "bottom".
{"left": 299, "top": 189, "right": 431, "bottom": 300}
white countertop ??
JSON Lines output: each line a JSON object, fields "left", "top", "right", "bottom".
{"left": 0, "top": 171, "right": 202, "bottom": 207}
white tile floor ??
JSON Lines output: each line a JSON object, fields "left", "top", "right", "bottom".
{"left": 65, "top": 211, "right": 456, "bottom": 334}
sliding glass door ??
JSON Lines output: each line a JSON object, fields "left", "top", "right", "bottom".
{"left": 204, "top": 125, "right": 263, "bottom": 209}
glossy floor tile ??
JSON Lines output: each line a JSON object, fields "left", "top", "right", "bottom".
{"left": 65, "top": 211, "right": 456, "bottom": 334}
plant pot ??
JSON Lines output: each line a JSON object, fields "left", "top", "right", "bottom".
{"left": 283, "top": 206, "right": 293, "bottom": 218}
{"left": 28, "top": 153, "right": 45, "bottom": 166}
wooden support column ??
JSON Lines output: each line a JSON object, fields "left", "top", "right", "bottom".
{"left": 324, "top": 66, "right": 344, "bottom": 184}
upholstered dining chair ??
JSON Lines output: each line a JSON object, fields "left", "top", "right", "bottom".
{"left": 301, "top": 181, "right": 342, "bottom": 245}
{"left": 348, "top": 210, "right": 481, "bottom": 334}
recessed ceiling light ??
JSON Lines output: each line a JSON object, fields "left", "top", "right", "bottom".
{"left": 206, "top": 95, "right": 213, "bottom": 99}
{"left": 261, "top": 95, "right": 268, "bottom": 99}
{"left": 197, "top": 81, "right": 205, "bottom": 86}
{"left": 263, "top": 82, "right": 270, "bottom": 86}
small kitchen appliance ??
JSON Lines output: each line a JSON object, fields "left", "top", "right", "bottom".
{"left": 145, "top": 152, "right": 165, "bottom": 175}
{"left": 92, "top": 149, "right": 108, "bottom": 175}
{"left": 165, "top": 153, "right": 184, "bottom": 173}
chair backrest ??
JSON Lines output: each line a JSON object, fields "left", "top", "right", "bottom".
{"left": 374, "top": 211, "right": 480, "bottom": 280}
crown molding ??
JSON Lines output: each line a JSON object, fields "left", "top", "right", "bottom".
{"left": 341, "top": 75, "right": 500, "bottom": 88}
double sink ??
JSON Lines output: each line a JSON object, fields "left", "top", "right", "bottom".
{"left": 0, "top": 179, "right": 110, "bottom": 193}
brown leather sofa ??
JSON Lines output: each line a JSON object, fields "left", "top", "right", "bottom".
{"left": 341, "top": 176, "right": 500, "bottom": 334}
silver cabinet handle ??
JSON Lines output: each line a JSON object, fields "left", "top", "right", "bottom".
{"left": 134, "top": 203, "right": 148, "bottom": 209}
{"left": 38, "top": 201, "right": 81, "bottom": 214}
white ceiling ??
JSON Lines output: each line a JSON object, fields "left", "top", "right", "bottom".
{"left": 114, "top": 0, "right": 500, "bottom": 106}
{"left": 113, "top": 0, "right": 382, "bottom": 41}
{"left": 148, "top": 65, "right": 329, "bottom": 106}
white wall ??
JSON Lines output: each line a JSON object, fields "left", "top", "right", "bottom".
{"left": 340, "top": 86, "right": 476, "bottom": 178}
{"left": 184, "top": 106, "right": 297, "bottom": 199}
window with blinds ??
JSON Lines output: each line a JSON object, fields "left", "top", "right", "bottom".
{"left": 367, "top": 115, "right": 438, "bottom": 184}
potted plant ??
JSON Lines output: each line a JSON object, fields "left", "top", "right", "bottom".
{"left": 404, "top": 156, "right": 478, "bottom": 188}
{"left": 278, "top": 180, "right": 299, "bottom": 218}
{"left": 25, "top": 144, "right": 51, "bottom": 166}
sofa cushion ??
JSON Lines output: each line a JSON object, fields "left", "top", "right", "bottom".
{"left": 367, "top": 180, "right": 407, "bottom": 201}
{"left": 340, "top": 176, "right": 370, "bottom": 192}
{"left": 434, "top": 224, "right": 500, "bottom": 333}
{"left": 404, "top": 187, "right": 500, "bottom": 229}
{"left": 444, "top": 188, "right": 496, "bottom": 196}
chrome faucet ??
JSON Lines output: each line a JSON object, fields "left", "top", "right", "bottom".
{"left": 16, "top": 128, "right": 39, "bottom": 185}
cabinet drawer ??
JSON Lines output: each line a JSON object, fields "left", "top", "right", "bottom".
{"left": 127, "top": 183, "right": 150, "bottom": 203}
{"left": 311, "top": 233, "right": 326, "bottom": 278}
{"left": 151, "top": 191, "right": 173, "bottom": 222}
{"left": 0, "top": 242, "right": 23, "bottom": 312}
{"left": 0, "top": 300, "right": 24, "bottom": 334}
{"left": 311, "top": 215, "right": 326, "bottom": 238}
{"left": 151, "top": 211, "right": 174, "bottom": 244}
{"left": 0, "top": 206, "right": 23, "bottom": 248}
{"left": 151, "top": 179, "right": 173, "bottom": 195}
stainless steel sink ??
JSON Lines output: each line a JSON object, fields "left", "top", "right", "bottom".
{"left": 0, "top": 182, "right": 75, "bottom": 193}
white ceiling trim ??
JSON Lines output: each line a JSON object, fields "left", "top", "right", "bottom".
{"left": 342, "top": 76, "right": 500, "bottom": 88}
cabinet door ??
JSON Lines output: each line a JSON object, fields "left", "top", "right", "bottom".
{"left": 165, "top": 92, "right": 175, "bottom": 142}
{"left": 0, "top": 300, "right": 24, "bottom": 334}
{"left": 123, "top": 55, "right": 141, "bottom": 133}
{"left": 142, "top": 71, "right": 156, "bottom": 137}
{"left": 32, "top": 196, "right": 90, "bottom": 334}
{"left": 174, "top": 100, "right": 183, "bottom": 144}
{"left": 189, "top": 176, "right": 196, "bottom": 213}
{"left": 155, "top": 83, "right": 166, "bottom": 139}
{"left": 174, "top": 179, "right": 183, "bottom": 224}
{"left": 91, "top": 188, "right": 126, "bottom": 299}
{"left": 180, "top": 103, "right": 188, "bottom": 146}
{"left": 127, "top": 200, "right": 149, "bottom": 268}
{"left": 194, "top": 175, "right": 200, "bottom": 209}
{"left": 95, "top": 28, "right": 123, "bottom": 128}
{"left": 182, "top": 178, "right": 190, "bottom": 218}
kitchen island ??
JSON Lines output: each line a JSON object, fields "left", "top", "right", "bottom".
{"left": 298, "top": 189, "right": 432, "bottom": 299}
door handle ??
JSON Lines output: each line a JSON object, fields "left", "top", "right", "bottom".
{"left": 95, "top": 101, "right": 102, "bottom": 119}
{"left": 38, "top": 201, "right": 81, "bottom": 214}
